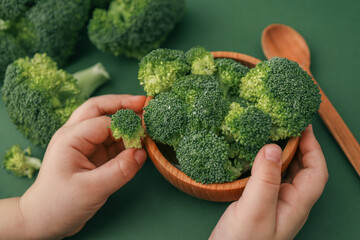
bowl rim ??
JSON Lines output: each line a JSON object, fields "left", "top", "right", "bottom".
{"left": 142, "top": 51, "right": 299, "bottom": 197}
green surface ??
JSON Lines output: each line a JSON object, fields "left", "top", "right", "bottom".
{"left": 1, "top": 0, "right": 360, "bottom": 239}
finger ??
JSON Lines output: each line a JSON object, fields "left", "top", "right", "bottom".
{"left": 65, "top": 95, "right": 146, "bottom": 126}
{"left": 57, "top": 116, "right": 113, "bottom": 158}
{"left": 291, "top": 125, "right": 328, "bottom": 210}
{"left": 83, "top": 148, "right": 147, "bottom": 197}
{"left": 238, "top": 144, "right": 282, "bottom": 222}
{"left": 282, "top": 150, "right": 302, "bottom": 183}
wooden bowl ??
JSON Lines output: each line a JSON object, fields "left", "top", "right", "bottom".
{"left": 143, "top": 51, "right": 299, "bottom": 202}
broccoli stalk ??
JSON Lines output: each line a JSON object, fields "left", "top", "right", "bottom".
{"left": 110, "top": 109, "right": 145, "bottom": 149}
{"left": 73, "top": 63, "right": 110, "bottom": 99}
{"left": 3, "top": 145, "right": 41, "bottom": 178}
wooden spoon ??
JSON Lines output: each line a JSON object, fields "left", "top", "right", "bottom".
{"left": 262, "top": 23, "right": 360, "bottom": 176}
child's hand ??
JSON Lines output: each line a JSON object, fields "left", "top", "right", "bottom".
{"left": 210, "top": 125, "right": 328, "bottom": 240}
{"left": 19, "top": 95, "right": 148, "bottom": 239}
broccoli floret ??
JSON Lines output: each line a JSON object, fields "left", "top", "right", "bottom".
{"left": 222, "top": 103, "right": 272, "bottom": 149}
{"left": 229, "top": 142, "right": 255, "bottom": 170}
{"left": 188, "top": 91, "right": 230, "bottom": 132}
{"left": 138, "top": 49, "right": 190, "bottom": 96}
{"left": 171, "top": 74, "right": 221, "bottom": 104}
{"left": 240, "top": 57, "right": 321, "bottom": 140}
{"left": 185, "top": 46, "right": 216, "bottom": 75}
{"left": 3, "top": 145, "right": 41, "bottom": 178}
{"left": 176, "top": 129, "right": 244, "bottom": 184}
{"left": 0, "top": 0, "right": 91, "bottom": 78}
{"left": 110, "top": 109, "right": 145, "bottom": 149}
{"left": 1, "top": 53, "right": 109, "bottom": 148}
{"left": 143, "top": 92, "right": 187, "bottom": 148}
{"left": 215, "top": 58, "right": 249, "bottom": 97}
{"left": 88, "top": 0, "right": 186, "bottom": 59}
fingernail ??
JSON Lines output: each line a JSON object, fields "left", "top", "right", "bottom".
{"left": 134, "top": 149, "right": 147, "bottom": 165}
{"left": 264, "top": 145, "right": 282, "bottom": 163}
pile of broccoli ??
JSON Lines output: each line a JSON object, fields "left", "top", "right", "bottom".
{"left": 1, "top": 53, "right": 110, "bottom": 148}
{"left": 0, "top": 0, "right": 91, "bottom": 78}
{"left": 88, "top": 0, "right": 186, "bottom": 59}
{"left": 141, "top": 46, "right": 321, "bottom": 184}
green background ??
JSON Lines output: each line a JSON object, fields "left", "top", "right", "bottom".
{"left": 1, "top": 0, "right": 359, "bottom": 239}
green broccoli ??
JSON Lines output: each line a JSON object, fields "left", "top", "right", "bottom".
{"left": 176, "top": 129, "right": 244, "bottom": 184}
{"left": 88, "top": 0, "right": 186, "bottom": 59}
{"left": 229, "top": 141, "right": 256, "bottom": 170}
{"left": 110, "top": 109, "right": 145, "bottom": 149}
{"left": 188, "top": 91, "right": 230, "bottom": 132}
{"left": 171, "top": 74, "right": 221, "bottom": 105}
{"left": 138, "top": 49, "right": 190, "bottom": 96}
{"left": 240, "top": 57, "right": 321, "bottom": 140}
{"left": 215, "top": 58, "right": 249, "bottom": 97}
{"left": 0, "top": 0, "right": 91, "bottom": 79}
{"left": 185, "top": 46, "right": 216, "bottom": 75}
{"left": 143, "top": 92, "right": 188, "bottom": 148}
{"left": 1, "top": 53, "right": 109, "bottom": 148}
{"left": 222, "top": 103, "right": 272, "bottom": 149}
{"left": 3, "top": 145, "right": 41, "bottom": 178}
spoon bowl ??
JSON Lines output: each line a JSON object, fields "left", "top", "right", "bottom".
{"left": 262, "top": 24, "right": 311, "bottom": 71}
{"left": 142, "top": 51, "right": 300, "bottom": 202}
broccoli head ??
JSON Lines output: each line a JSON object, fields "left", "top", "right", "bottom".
{"left": 143, "top": 92, "right": 188, "bottom": 148}
{"left": 215, "top": 58, "right": 249, "bottom": 96}
{"left": 229, "top": 141, "right": 256, "bottom": 169}
{"left": 0, "top": 0, "right": 91, "bottom": 78}
{"left": 176, "top": 129, "right": 245, "bottom": 184}
{"left": 1, "top": 53, "right": 109, "bottom": 148}
{"left": 240, "top": 57, "right": 321, "bottom": 140}
{"left": 110, "top": 109, "right": 145, "bottom": 149}
{"left": 3, "top": 145, "right": 41, "bottom": 178}
{"left": 88, "top": 0, "right": 186, "bottom": 59}
{"left": 222, "top": 103, "right": 272, "bottom": 149}
{"left": 138, "top": 49, "right": 190, "bottom": 96}
{"left": 185, "top": 46, "right": 216, "bottom": 75}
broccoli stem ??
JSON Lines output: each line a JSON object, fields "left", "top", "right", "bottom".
{"left": 73, "top": 63, "right": 110, "bottom": 99}
{"left": 25, "top": 156, "right": 42, "bottom": 169}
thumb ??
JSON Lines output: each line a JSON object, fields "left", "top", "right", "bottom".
{"left": 238, "top": 144, "right": 282, "bottom": 220}
{"left": 85, "top": 148, "right": 147, "bottom": 197}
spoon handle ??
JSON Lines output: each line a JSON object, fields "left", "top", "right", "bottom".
{"left": 307, "top": 71, "right": 360, "bottom": 176}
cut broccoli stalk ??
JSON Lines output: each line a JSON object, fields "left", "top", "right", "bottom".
{"left": 73, "top": 63, "right": 110, "bottom": 99}
{"left": 3, "top": 145, "right": 41, "bottom": 178}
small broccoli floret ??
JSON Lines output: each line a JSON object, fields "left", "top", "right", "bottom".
{"left": 215, "top": 58, "right": 249, "bottom": 96}
{"left": 188, "top": 91, "right": 230, "bottom": 132}
{"left": 171, "top": 74, "right": 221, "bottom": 104}
{"left": 185, "top": 46, "right": 216, "bottom": 75}
{"left": 0, "top": 32, "right": 25, "bottom": 78}
{"left": 222, "top": 103, "right": 272, "bottom": 149}
{"left": 240, "top": 57, "right": 321, "bottom": 140}
{"left": 138, "top": 49, "right": 190, "bottom": 96}
{"left": 88, "top": 0, "right": 186, "bottom": 59}
{"left": 143, "top": 92, "right": 187, "bottom": 148}
{"left": 176, "top": 129, "right": 245, "bottom": 184}
{"left": 110, "top": 109, "right": 145, "bottom": 149}
{"left": 0, "top": 0, "right": 33, "bottom": 20}
{"left": 1, "top": 53, "right": 109, "bottom": 148}
{"left": 3, "top": 145, "right": 41, "bottom": 178}
{"left": 229, "top": 141, "right": 259, "bottom": 165}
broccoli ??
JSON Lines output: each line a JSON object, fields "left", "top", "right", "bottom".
{"left": 143, "top": 92, "right": 188, "bottom": 148}
{"left": 188, "top": 91, "right": 230, "bottom": 132}
{"left": 185, "top": 46, "right": 216, "bottom": 75}
{"left": 1, "top": 53, "right": 109, "bottom": 148}
{"left": 88, "top": 0, "right": 186, "bottom": 59}
{"left": 221, "top": 103, "right": 272, "bottom": 149}
{"left": 215, "top": 58, "right": 249, "bottom": 97}
{"left": 171, "top": 74, "right": 221, "bottom": 105}
{"left": 240, "top": 57, "right": 321, "bottom": 140}
{"left": 3, "top": 145, "right": 41, "bottom": 178}
{"left": 110, "top": 109, "right": 145, "bottom": 149}
{"left": 0, "top": 0, "right": 91, "bottom": 79}
{"left": 138, "top": 49, "right": 190, "bottom": 96}
{"left": 176, "top": 129, "right": 243, "bottom": 184}
{"left": 229, "top": 142, "right": 255, "bottom": 170}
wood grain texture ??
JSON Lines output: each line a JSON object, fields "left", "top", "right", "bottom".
{"left": 142, "top": 52, "right": 299, "bottom": 202}
{"left": 262, "top": 24, "right": 360, "bottom": 176}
